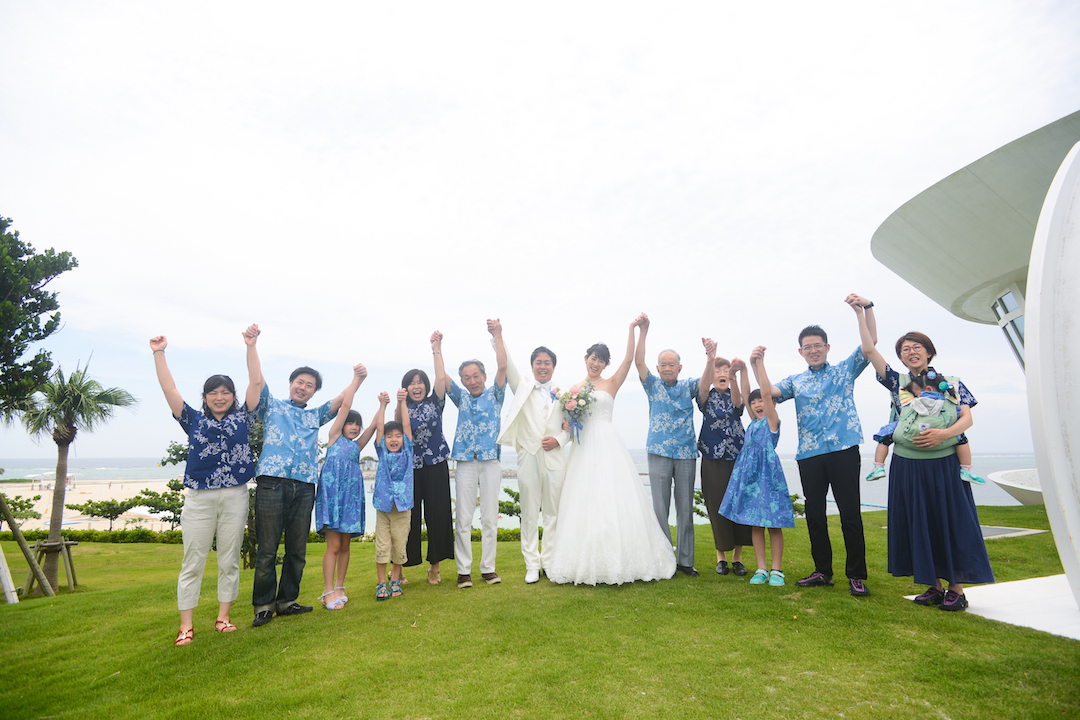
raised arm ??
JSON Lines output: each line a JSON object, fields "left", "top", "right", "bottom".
{"left": 150, "top": 336, "right": 184, "bottom": 418}
{"left": 729, "top": 357, "right": 746, "bottom": 408}
{"left": 606, "top": 318, "right": 640, "bottom": 395}
{"left": 329, "top": 363, "right": 367, "bottom": 417}
{"left": 397, "top": 388, "right": 413, "bottom": 441}
{"left": 847, "top": 293, "right": 877, "bottom": 345}
{"left": 375, "top": 391, "right": 390, "bottom": 444}
{"left": 355, "top": 401, "right": 380, "bottom": 450}
{"left": 327, "top": 363, "right": 366, "bottom": 446}
{"left": 737, "top": 357, "right": 752, "bottom": 409}
{"left": 431, "top": 330, "right": 449, "bottom": 399}
{"left": 849, "top": 298, "right": 887, "bottom": 379}
{"left": 750, "top": 346, "right": 779, "bottom": 432}
{"left": 698, "top": 337, "right": 716, "bottom": 405}
{"left": 634, "top": 313, "right": 650, "bottom": 381}
{"left": 243, "top": 323, "right": 265, "bottom": 411}
{"left": 488, "top": 318, "right": 508, "bottom": 389}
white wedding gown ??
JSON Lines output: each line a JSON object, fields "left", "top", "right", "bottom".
{"left": 546, "top": 390, "right": 677, "bottom": 585}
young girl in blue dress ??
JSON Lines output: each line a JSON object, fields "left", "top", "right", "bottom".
{"left": 316, "top": 364, "right": 376, "bottom": 610}
{"left": 719, "top": 346, "right": 795, "bottom": 587}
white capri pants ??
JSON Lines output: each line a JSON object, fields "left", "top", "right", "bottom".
{"left": 177, "top": 484, "right": 250, "bottom": 611}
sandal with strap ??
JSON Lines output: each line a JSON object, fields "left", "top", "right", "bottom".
{"left": 174, "top": 628, "right": 194, "bottom": 646}
{"left": 427, "top": 566, "right": 441, "bottom": 585}
{"left": 335, "top": 586, "right": 349, "bottom": 604}
{"left": 320, "top": 590, "right": 345, "bottom": 610}
{"left": 375, "top": 582, "right": 390, "bottom": 601}
{"left": 389, "top": 579, "right": 403, "bottom": 598}
{"left": 214, "top": 619, "right": 237, "bottom": 632}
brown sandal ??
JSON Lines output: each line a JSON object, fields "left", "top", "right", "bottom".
{"left": 428, "top": 566, "right": 441, "bottom": 585}
{"left": 174, "top": 628, "right": 194, "bottom": 646}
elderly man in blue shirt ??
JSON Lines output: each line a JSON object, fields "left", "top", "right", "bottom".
{"left": 447, "top": 319, "right": 507, "bottom": 589}
{"left": 244, "top": 324, "right": 360, "bottom": 627}
{"left": 635, "top": 313, "right": 701, "bottom": 576}
{"left": 770, "top": 294, "right": 878, "bottom": 597}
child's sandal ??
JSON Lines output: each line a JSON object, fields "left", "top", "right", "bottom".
{"left": 335, "top": 586, "right": 349, "bottom": 604}
{"left": 769, "top": 570, "right": 785, "bottom": 587}
{"left": 375, "top": 582, "right": 390, "bottom": 601}
{"left": 389, "top": 579, "right": 403, "bottom": 598}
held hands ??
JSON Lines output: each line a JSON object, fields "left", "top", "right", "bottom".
{"left": 149, "top": 336, "right": 167, "bottom": 352}
{"left": 633, "top": 312, "right": 649, "bottom": 329}
{"left": 486, "top": 318, "right": 502, "bottom": 337}
{"left": 378, "top": 392, "right": 391, "bottom": 407}
{"left": 431, "top": 330, "right": 443, "bottom": 351}
{"left": 243, "top": 323, "right": 260, "bottom": 346}
{"left": 749, "top": 346, "right": 766, "bottom": 366}
{"left": 353, "top": 363, "right": 368, "bottom": 383}
{"left": 845, "top": 293, "right": 872, "bottom": 310}
{"left": 702, "top": 337, "right": 716, "bottom": 356}
{"left": 396, "top": 388, "right": 408, "bottom": 403}
{"left": 730, "top": 357, "right": 746, "bottom": 374}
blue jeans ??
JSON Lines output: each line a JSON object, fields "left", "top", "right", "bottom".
{"left": 253, "top": 475, "right": 315, "bottom": 613}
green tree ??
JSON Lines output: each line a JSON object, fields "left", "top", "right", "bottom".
{"left": 0, "top": 492, "right": 42, "bottom": 529}
{"left": 132, "top": 479, "right": 184, "bottom": 530}
{"left": 500, "top": 487, "right": 521, "bottom": 518}
{"left": 65, "top": 498, "right": 137, "bottom": 531}
{"left": 0, "top": 216, "right": 78, "bottom": 421}
{"left": 22, "top": 364, "right": 136, "bottom": 591}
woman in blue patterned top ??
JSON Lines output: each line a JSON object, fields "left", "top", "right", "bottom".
{"left": 398, "top": 330, "right": 454, "bottom": 585}
{"left": 696, "top": 338, "right": 752, "bottom": 577}
{"left": 151, "top": 334, "right": 259, "bottom": 646}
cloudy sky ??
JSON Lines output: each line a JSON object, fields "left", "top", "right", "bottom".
{"left": 2, "top": 1, "right": 1078, "bottom": 461}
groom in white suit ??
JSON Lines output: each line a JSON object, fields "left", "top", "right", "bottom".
{"left": 497, "top": 325, "right": 570, "bottom": 584}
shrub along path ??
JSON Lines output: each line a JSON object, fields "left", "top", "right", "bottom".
{"left": 1, "top": 506, "right": 1076, "bottom": 720}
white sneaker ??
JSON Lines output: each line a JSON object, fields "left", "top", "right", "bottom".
{"left": 525, "top": 569, "right": 540, "bottom": 584}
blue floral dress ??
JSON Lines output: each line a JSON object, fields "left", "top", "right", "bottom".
{"left": 315, "top": 435, "right": 365, "bottom": 535}
{"left": 719, "top": 418, "right": 794, "bottom": 529}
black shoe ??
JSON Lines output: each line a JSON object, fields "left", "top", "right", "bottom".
{"left": 731, "top": 561, "right": 748, "bottom": 577}
{"left": 796, "top": 571, "right": 834, "bottom": 587}
{"left": 848, "top": 578, "right": 871, "bottom": 597}
{"left": 716, "top": 561, "right": 729, "bottom": 575}
{"left": 277, "top": 603, "right": 313, "bottom": 616}
{"left": 252, "top": 610, "right": 274, "bottom": 628}
{"left": 677, "top": 565, "right": 700, "bottom": 577}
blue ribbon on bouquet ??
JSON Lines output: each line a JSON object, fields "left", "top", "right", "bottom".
{"left": 570, "top": 419, "right": 584, "bottom": 444}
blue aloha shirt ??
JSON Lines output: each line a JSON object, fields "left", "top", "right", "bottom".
{"left": 407, "top": 394, "right": 451, "bottom": 470}
{"left": 696, "top": 388, "right": 746, "bottom": 460}
{"left": 641, "top": 371, "right": 700, "bottom": 459}
{"left": 447, "top": 380, "right": 506, "bottom": 461}
{"left": 876, "top": 362, "right": 976, "bottom": 443}
{"left": 374, "top": 435, "right": 415, "bottom": 512}
{"left": 775, "top": 346, "right": 870, "bottom": 461}
{"left": 254, "top": 385, "right": 333, "bottom": 483}
{"left": 176, "top": 402, "right": 256, "bottom": 490}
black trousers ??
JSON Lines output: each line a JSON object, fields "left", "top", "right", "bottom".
{"left": 404, "top": 460, "right": 455, "bottom": 566}
{"left": 796, "top": 446, "right": 866, "bottom": 580}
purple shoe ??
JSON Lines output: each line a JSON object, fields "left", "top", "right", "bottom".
{"left": 796, "top": 571, "right": 834, "bottom": 588}
{"left": 913, "top": 586, "right": 945, "bottom": 606}
{"left": 849, "top": 578, "right": 871, "bottom": 597}
{"left": 940, "top": 590, "right": 969, "bottom": 612}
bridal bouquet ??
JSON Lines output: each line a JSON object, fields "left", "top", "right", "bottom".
{"left": 559, "top": 383, "right": 594, "bottom": 443}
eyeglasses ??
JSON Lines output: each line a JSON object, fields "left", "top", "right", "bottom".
{"left": 800, "top": 343, "right": 826, "bottom": 352}
{"left": 900, "top": 344, "right": 924, "bottom": 355}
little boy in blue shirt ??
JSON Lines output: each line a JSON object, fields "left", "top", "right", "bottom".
{"left": 373, "top": 389, "right": 414, "bottom": 600}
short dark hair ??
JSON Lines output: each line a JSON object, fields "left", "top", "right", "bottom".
{"left": 459, "top": 359, "right": 485, "bottom": 377}
{"left": 384, "top": 421, "right": 404, "bottom": 436}
{"left": 289, "top": 366, "right": 323, "bottom": 391}
{"left": 201, "top": 375, "right": 238, "bottom": 417}
{"left": 748, "top": 388, "right": 762, "bottom": 403}
{"left": 531, "top": 346, "right": 557, "bottom": 367}
{"left": 401, "top": 368, "right": 431, "bottom": 398}
{"left": 344, "top": 409, "right": 363, "bottom": 427}
{"left": 798, "top": 325, "right": 828, "bottom": 346}
{"left": 585, "top": 343, "right": 610, "bottom": 364}
{"left": 894, "top": 332, "right": 937, "bottom": 362}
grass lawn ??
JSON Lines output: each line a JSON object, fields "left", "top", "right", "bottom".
{"left": 1, "top": 505, "right": 1077, "bottom": 719}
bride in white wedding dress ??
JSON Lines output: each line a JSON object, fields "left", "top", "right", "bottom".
{"left": 546, "top": 316, "right": 677, "bottom": 586}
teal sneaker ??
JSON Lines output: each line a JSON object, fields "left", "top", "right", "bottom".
{"left": 959, "top": 467, "right": 987, "bottom": 485}
{"left": 865, "top": 465, "right": 886, "bottom": 482}
{"left": 769, "top": 570, "right": 785, "bottom": 587}
{"left": 749, "top": 569, "right": 769, "bottom": 585}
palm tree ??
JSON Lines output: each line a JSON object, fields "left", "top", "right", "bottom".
{"left": 22, "top": 363, "right": 136, "bottom": 591}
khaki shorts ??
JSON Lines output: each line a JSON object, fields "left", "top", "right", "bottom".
{"left": 375, "top": 507, "right": 411, "bottom": 564}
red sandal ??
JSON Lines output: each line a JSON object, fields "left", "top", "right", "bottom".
{"left": 174, "top": 628, "right": 194, "bottom": 646}
{"left": 214, "top": 619, "right": 237, "bottom": 633}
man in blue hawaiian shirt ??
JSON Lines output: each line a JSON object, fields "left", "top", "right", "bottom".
{"left": 770, "top": 294, "right": 878, "bottom": 597}
{"left": 244, "top": 324, "right": 359, "bottom": 627}
{"left": 635, "top": 313, "right": 701, "bottom": 576}
{"left": 447, "top": 319, "right": 507, "bottom": 589}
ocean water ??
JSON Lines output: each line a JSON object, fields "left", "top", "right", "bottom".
{"left": 1, "top": 453, "right": 1038, "bottom": 531}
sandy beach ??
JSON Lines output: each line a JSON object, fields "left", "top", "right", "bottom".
{"left": 2, "top": 477, "right": 184, "bottom": 533}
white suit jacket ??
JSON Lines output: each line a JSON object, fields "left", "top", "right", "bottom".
{"left": 498, "top": 349, "right": 569, "bottom": 471}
